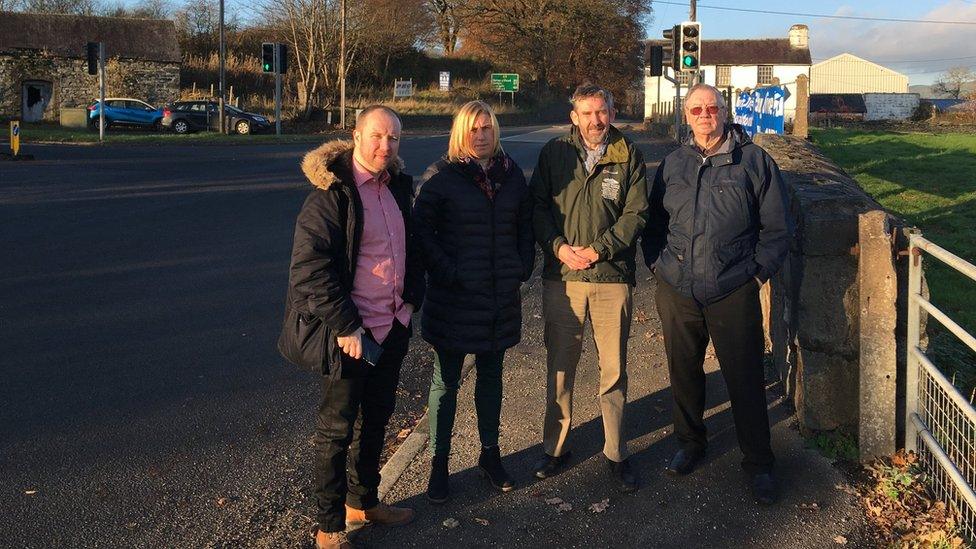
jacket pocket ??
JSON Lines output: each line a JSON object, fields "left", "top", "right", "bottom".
{"left": 654, "top": 238, "right": 687, "bottom": 286}
{"left": 277, "top": 305, "right": 333, "bottom": 374}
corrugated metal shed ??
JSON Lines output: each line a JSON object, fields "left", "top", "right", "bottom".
{"left": 811, "top": 53, "right": 908, "bottom": 94}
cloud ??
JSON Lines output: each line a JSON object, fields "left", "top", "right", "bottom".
{"left": 809, "top": 1, "right": 976, "bottom": 81}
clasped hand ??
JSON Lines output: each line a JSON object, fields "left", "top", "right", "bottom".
{"left": 558, "top": 244, "right": 599, "bottom": 270}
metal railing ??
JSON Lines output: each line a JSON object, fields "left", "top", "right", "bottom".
{"left": 906, "top": 233, "right": 976, "bottom": 541}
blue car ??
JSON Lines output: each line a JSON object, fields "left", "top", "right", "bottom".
{"left": 88, "top": 98, "right": 165, "bottom": 131}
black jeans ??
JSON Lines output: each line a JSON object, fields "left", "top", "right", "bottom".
{"left": 313, "top": 320, "right": 411, "bottom": 533}
{"left": 655, "top": 279, "right": 774, "bottom": 474}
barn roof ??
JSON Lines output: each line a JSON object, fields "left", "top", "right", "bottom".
{"left": 0, "top": 11, "right": 180, "bottom": 63}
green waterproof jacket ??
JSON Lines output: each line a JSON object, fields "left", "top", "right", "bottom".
{"left": 531, "top": 125, "right": 649, "bottom": 285}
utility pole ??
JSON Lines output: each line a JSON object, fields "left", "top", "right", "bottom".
{"left": 339, "top": 0, "right": 346, "bottom": 129}
{"left": 218, "top": 0, "right": 226, "bottom": 134}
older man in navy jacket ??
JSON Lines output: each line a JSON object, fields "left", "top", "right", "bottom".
{"left": 642, "top": 83, "right": 792, "bottom": 505}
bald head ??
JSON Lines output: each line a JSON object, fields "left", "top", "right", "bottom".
{"left": 353, "top": 105, "right": 402, "bottom": 174}
{"left": 355, "top": 105, "right": 401, "bottom": 132}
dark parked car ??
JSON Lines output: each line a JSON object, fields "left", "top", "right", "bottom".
{"left": 88, "top": 98, "right": 165, "bottom": 131}
{"left": 161, "top": 101, "right": 272, "bottom": 135}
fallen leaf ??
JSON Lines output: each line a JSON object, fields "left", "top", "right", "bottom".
{"left": 442, "top": 518, "right": 459, "bottom": 529}
{"left": 544, "top": 497, "right": 564, "bottom": 505}
{"left": 396, "top": 428, "right": 411, "bottom": 439}
{"left": 474, "top": 518, "right": 489, "bottom": 526}
{"left": 216, "top": 497, "right": 228, "bottom": 506}
{"left": 24, "top": 490, "right": 37, "bottom": 495}
{"left": 834, "top": 535, "right": 847, "bottom": 545}
{"left": 588, "top": 498, "right": 610, "bottom": 513}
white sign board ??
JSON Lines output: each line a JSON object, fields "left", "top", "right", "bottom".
{"left": 439, "top": 71, "right": 451, "bottom": 92}
{"left": 394, "top": 79, "right": 413, "bottom": 98}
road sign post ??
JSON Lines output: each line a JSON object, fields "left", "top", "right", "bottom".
{"left": 439, "top": 71, "right": 451, "bottom": 92}
{"left": 490, "top": 73, "right": 519, "bottom": 108}
{"left": 10, "top": 121, "right": 20, "bottom": 156}
{"left": 393, "top": 79, "right": 413, "bottom": 101}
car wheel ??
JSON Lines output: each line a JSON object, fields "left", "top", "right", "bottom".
{"left": 173, "top": 119, "right": 190, "bottom": 134}
{"left": 235, "top": 120, "right": 251, "bottom": 135}
{"left": 92, "top": 118, "right": 110, "bottom": 132}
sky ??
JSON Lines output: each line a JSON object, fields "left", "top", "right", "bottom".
{"left": 645, "top": 0, "right": 976, "bottom": 85}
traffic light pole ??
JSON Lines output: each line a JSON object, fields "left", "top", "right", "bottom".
{"left": 274, "top": 46, "right": 282, "bottom": 136}
{"left": 98, "top": 43, "right": 105, "bottom": 143}
{"left": 218, "top": 0, "right": 226, "bottom": 134}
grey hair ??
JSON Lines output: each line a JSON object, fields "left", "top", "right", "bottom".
{"left": 570, "top": 84, "right": 615, "bottom": 111}
{"left": 684, "top": 84, "right": 727, "bottom": 109}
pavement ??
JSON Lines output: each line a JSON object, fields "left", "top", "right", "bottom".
{"left": 357, "top": 265, "right": 874, "bottom": 548}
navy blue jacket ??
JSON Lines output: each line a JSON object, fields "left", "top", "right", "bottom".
{"left": 413, "top": 155, "right": 535, "bottom": 353}
{"left": 642, "top": 125, "right": 792, "bottom": 304}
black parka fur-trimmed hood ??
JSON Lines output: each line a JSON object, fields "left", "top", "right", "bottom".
{"left": 300, "top": 139, "right": 406, "bottom": 190}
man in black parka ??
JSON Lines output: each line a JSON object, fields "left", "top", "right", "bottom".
{"left": 642, "top": 84, "right": 792, "bottom": 505}
{"left": 279, "top": 106, "right": 424, "bottom": 549}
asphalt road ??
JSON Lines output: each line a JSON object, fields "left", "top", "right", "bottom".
{"left": 0, "top": 124, "right": 655, "bottom": 548}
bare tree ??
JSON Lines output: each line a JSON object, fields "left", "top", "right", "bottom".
{"left": 933, "top": 66, "right": 976, "bottom": 99}
{"left": 464, "top": 0, "right": 651, "bottom": 99}
{"left": 103, "top": 0, "right": 171, "bottom": 18}
{"left": 426, "top": 0, "right": 464, "bottom": 54}
{"left": 11, "top": 0, "right": 99, "bottom": 14}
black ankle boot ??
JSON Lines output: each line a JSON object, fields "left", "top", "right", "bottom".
{"left": 427, "top": 454, "right": 449, "bottom": 504}
{"left": 478, "top": 446, "right": 514, "bottom": 492}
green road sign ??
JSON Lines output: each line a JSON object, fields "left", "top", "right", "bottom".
{"left": 491, "top": 73, "right": 519, "bottom": 92}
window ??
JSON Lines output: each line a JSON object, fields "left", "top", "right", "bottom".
{"left": 716, "top": 65, "right": 731, "bottom": 87}
{"left": 757, "top": 65, "right": 773, "bottom": 86}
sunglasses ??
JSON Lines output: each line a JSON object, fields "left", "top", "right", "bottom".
{"left": 689, "top": 105, "right": 721, "bottom": 116}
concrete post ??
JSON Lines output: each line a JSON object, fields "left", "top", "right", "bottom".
{"left": 858, "top": 210, "right": 898, "bottom": 460}
{"left": 794, "top": 74, "right": 809, "bottom": 139}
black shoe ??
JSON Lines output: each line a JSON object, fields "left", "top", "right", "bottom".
{"left": 665, "top": 448, "right": 705, "bottom": 476}
{"left": 533, "top": 451, "right": 572, "bottom": 479}
{"left": 427, "top": 454, "right": 449, "bottom": 504}
{"left": 751, "top": 472, "right": 778, "bottom": 505}
{"left": 606, "top": 457, "right": 639, "bottom": 493}
{"left": 478, "top": 446, "right": 514, "bottom": 492}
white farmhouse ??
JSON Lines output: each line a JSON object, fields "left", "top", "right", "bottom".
{"left": 644, "top": 24, "right": 812, "bottom": 123}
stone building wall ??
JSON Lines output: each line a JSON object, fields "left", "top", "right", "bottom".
{"left": 754, "top": 134, "right": 893, "bottom": 433}
{"left": 0, "top": 50, "right": 179, "bottom": 121}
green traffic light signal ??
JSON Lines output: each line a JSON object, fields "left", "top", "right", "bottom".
{"left": 683, "top": 55, "right": 696, "bottom": 67}
{"left": 263, "top": 63, "right": 271, "bottom": 71}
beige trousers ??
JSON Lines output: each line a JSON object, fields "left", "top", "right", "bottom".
{"left": 542, "top": 280, "right": 632, "bottom": 462}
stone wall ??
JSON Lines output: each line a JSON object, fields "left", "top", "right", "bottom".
{"left": 0, "top": 50, "right": 179, "bottom": 121}
{"left": 754, "top": 134, "right": 893, "bottom": 433}
{"left": 864, "top": 93, "right": 920, "bottom": 121}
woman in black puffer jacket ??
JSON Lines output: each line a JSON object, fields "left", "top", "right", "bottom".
{"left": 413, "top": 101, "right": 535, "bottom": 503}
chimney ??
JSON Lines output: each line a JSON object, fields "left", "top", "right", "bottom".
{"left": 789, "top": 24, "right": 809, "bottom": 49}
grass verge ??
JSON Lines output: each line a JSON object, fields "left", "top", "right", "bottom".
{"left": 810, "top": 128, "right": 976, "bottom": 398}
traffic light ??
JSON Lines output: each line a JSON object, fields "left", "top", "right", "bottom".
{"left": 647, "top": 44, "right": 664, "bottom": 77}
{"left": 262, "top": 42, "right": 274, "bottom": 73}
{"left": 662, "top": 25, "right": 679, "bottom": 72}
{"left": 276, "top": 43, "right": 288, "bottom": 74}
{"left": 87, "top": 42, "right": 99, "bottom": 75}
{"left": 679, "top": 22, "right": 701, "bottom": 73}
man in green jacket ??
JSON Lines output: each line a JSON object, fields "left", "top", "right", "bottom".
{"left": 531, "top": 83, "right": 649, "bottom": 492}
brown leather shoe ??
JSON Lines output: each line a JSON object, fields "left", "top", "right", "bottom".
{"left": 345, "top": 502, "right": 415, "bottom": 527}
{"left": 313, "top": 528, "right": 354, "bottom": 549}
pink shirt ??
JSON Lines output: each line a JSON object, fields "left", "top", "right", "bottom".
{"left": 350, "top": 158, "right": 411, "bottom": 344}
